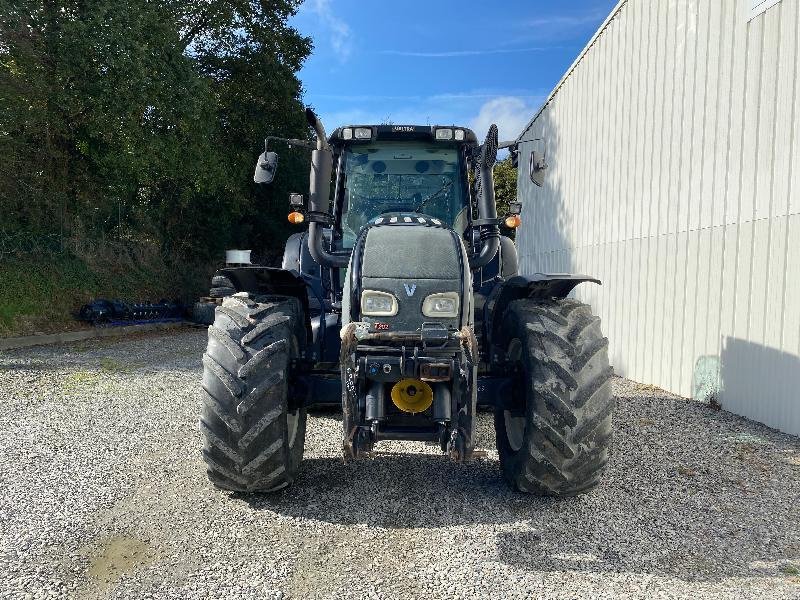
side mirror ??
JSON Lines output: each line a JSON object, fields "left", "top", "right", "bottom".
{"left": 529, "top": 150, "right": 547, "bottom": 187}
{"left": 253, "top": 151, "right": 278, "bottom": 184}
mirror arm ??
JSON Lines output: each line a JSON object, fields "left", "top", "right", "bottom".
{"left": 264, "top": 135, "right": 315, "bottom": 152}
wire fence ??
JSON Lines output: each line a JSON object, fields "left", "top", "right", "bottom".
{"left": 0, "top": 230, "right": 168, "bottom": 261}
{"left": 0, "top": 230, "right": 284, "bottom": 269}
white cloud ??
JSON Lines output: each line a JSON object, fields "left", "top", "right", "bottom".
{"left": 523, "top": 11, "right": 606, "bottom": 28}
{"left": 380, "top": 47, "right": 554, "bottom": 58}
{"left": 505, "top": 9, "right": 607, "bottom": 45}
{"left": 304, "top": 0, "right": 352, "bottom": 63}
{"left": 468, "top": 96, "right": 542, "bottom": 143}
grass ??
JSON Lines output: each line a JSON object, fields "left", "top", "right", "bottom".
{"left": 780, "top": 564, "right": 800, "bottom": 576}
{"left": 99, "top": 357, "right": 131, "bottom": 373}
{"left": 62, "top": 369, "right": 102, "bottom": 392}
{"left": 0, "top": 252, "right": 214, "bottom": 337}
{"left": 60, "top": 357, "right": 136, "bottom": 393}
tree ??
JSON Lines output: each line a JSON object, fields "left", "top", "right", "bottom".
{"left": 493, "top": 156, "right": 519, "bottom": 238}
{"left": 493, "top": 156, "right": 518, "bottom": 215}
{"left": 0, "top": 0, "right": 311, "bottom": 264}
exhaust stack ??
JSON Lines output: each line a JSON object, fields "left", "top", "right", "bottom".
{"left": 305, "top": 108, "right": 349, "bottom": 268}
{"left": 469, "top": 124, "right": 500, "bottom": 269}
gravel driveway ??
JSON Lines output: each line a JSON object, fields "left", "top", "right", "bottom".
{"left": 1, "top": 329, "right": 799, "bottom": 599}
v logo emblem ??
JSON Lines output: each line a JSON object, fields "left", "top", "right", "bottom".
{"left": 403, "top": 283, "right": 417, "bottom": 297}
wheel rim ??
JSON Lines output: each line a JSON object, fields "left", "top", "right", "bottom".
{"left": 287, "top": 410, "right": 300, "bottom": 448}
{"left": 504, "top": 338, "right": 526, "bottom": 452}
{"left": 287, "top": 333, "right": 301, "bottom": 449}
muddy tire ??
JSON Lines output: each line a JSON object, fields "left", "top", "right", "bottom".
{"left": 210, "top": 275, "right": 235, "bottom": 298}
{"left": 200, "top": 294, "right": 306, "bottom": 492}
{"left": 192, "top": 301, "right": 216, "bottom": 325}
{"left": 212, "top": 275, "right": 233, "bottom": 288}
{"left": 210, "top": 287, "right": 236, "bottom": 298}
{"left": 494, "top": 298, "right": 613, "bottom": 496}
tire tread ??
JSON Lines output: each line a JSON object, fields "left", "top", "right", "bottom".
{"left": 200, "top": 295, "right": 306, "bottom": 493}
{"left": 495, "top": 298, "right": 614, "bottom": 496}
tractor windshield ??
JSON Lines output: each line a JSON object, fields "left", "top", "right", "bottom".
{"left": 339, "top": 142, "right": 468, "bottom": 248}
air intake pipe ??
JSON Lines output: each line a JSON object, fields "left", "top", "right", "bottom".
{"left": 305, "top": 108, "right": 350, "bottom": 269}
{"left": 469, "top": 124, "right": 500, "bottom": 270}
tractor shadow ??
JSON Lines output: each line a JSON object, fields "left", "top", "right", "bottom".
{"left": 241, "top": 383, "right": 800, "bottom": 583}
{"left": 246, "top": 406, "right": 517, "bottom": 531}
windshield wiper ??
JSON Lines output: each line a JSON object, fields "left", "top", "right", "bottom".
{"left": 414, "top": 180, "right": 453, "bottom": 213}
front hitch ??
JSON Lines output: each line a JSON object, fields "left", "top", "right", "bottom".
{"left": 339, "top": 322, "right": 479, "bottom": 461}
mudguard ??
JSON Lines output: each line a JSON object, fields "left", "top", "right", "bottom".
{"left": 216, "top": 266, "right": 312, "bottom": 344}
{"left": 483, "top": 273, "right": 601, "bottom": 355}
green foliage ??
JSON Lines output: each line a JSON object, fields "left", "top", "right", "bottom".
{"left": 493, "top": 156, "right": 518, "bottom": 216}
{"left": 493, "top": 156, "right": 518, "bottom": 238}
{"left": 0, "top": 0, "right": 311, "bottom": 264}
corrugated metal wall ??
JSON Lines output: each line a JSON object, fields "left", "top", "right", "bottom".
{"left": 515, "top": 0, "right": 800, "bottom": 435}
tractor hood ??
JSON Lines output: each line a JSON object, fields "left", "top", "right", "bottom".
{"left": 342, "top": 216, "right": 473, "bottom": 332}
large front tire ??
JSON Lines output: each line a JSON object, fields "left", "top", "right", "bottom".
{"left": 495, "top": 298, "right": 613, "bottom": 496}
{"left": 200, "top": 294, "right": 306, "bottom": 492}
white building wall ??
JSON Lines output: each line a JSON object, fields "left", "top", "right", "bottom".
{"left": 515, "top": 0, "right": 800, "bottom": 435}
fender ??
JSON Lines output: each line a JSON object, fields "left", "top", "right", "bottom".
{"left": 483, "top": 273, "right": 601, "bottom": 357}
{"left": 216, "top": 266, "right": 312, "bottom": 345}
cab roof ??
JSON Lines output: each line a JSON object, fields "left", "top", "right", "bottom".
{"left": 329, "top": 124, "right": 478, "bottom": 145}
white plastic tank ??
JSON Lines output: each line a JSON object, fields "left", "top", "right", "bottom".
{"left": 225, "top": 249, "right": 252, "bottom": 265}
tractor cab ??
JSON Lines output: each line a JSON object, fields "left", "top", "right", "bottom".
{"left": 327, "top": 125, "right": 478, "bottom": 251}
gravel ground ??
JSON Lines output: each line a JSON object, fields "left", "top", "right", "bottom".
{"left": 1, "top": 328, "right": 799, "bottom": 600}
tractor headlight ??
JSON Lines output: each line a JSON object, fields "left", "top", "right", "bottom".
{"left": 421, "top": 292, "right": 459, "bottom": 318}
{"left": 361, "top": 290, "right": 399, "bottom": 316}
{"left": 354, "top": 127, "right": 372, "bottom": 140}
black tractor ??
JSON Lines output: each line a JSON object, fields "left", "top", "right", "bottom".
{"left": 199, "top": 109, "right": 613, "bottom": 495}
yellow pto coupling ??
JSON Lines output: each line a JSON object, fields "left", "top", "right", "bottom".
{"left": 390, "top": 379, "right": 433, "bottom": 413}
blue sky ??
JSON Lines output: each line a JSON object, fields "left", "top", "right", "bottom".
{"left": 290, "top": 0, "right": 617, "bottom": 142}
